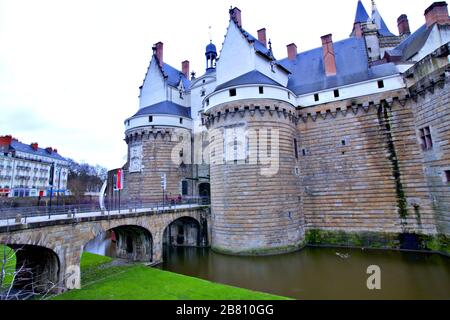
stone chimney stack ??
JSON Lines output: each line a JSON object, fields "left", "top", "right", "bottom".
{"left": 229, "top": 7, "right": 242, "bottom": 27}
{"left": 353, "top": 22, "right": 363, "bottom": 38}
{"left": 321, "top": 34, "right": 337, "bottom": 76}
{"left": 31, "top": 143, "right": 38, "bottom": 151}
{"left": 45, "top": 147, "right": 53, "bottom": 154}
{"left": 397, "top": 14, "right": 411, "bottom": 36}
{"left": 258, "top": 28, "right": 267, "bottom": 47}
{"left": 154, "top": 42, "right": 164, "bottom": 68}
{"left": 287, "top": 43, "right": 298, "bottom": 61}
{"left": 425, "top": 1, "right": 450, "bottom": 27}
{"left": 182, "top": 60, "right": 190, "bottom": 78}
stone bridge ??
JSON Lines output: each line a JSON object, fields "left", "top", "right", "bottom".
{"left": 0, "top": 205, "right": 210, "bottom": 293}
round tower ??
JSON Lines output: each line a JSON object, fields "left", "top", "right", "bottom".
{"left": 204, "top": 83, "right": 305, "bottom": 255}
{"left": 123, "top": 103, "right": 192, "bottom": 205}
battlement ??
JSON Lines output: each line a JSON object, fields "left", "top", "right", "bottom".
{"left": 203, "top": 100, "right": 299, "bottom": 128}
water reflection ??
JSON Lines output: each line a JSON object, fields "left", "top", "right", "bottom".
{"left": 160, "top": 246, "right": 450, "bottom": 300}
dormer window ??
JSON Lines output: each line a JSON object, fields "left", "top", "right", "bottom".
{"left": 314, "top": 93, "right": 319, "bottom": 102}
{"left": 259, "top": 86, "right": 264, "bottom": 94}
{"left": 377, "top": 80, "right": 385, "bottom": 88}
{"left": 149, "top": 116, "right": 153, "bottom": 123}
{"left": 229, "top": 89, "right": 237, "bottom": 97}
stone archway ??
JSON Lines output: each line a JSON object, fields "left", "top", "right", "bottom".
{"left": 163, "top": 217, "right": 202, "bottom": 248}
{"left": 2, "top": 244, "right": 60, "bottom": 297}
{"left": 84, "top": 225, "right": 153, "bottom": 263}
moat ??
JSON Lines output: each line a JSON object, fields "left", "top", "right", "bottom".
{"left": 160, "top": 246, "right": 450, "bottom": 300}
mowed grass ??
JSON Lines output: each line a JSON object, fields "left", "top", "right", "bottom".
{"left": 55, "top": 252, "right": 288, "bottom": 300}
{"left": 0, "top": 245, "right": 16, "bottom": 288}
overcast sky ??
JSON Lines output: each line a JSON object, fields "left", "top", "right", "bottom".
{"left": 0, "top": 0, "right": 432, "bottom": 169}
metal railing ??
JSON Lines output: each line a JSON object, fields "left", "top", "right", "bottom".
{"left": 0, "top": 196, "right": 210, "bottom": 225}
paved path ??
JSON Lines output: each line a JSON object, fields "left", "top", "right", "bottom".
{"left": 0, "top": 204, "right": 204, "bottom": 227}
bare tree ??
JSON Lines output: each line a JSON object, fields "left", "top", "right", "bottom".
{"left": 0, "top": 245, "right": 65, "bottom": 300}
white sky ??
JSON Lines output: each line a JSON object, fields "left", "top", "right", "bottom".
{"left": 0, "top": 0, "right": 432, "bottom": 169}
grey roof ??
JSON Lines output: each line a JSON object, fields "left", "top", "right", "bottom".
{"left": 377, "top": 17, "right": 395, "bottom": 37}
{"left": 354, "top": 0, "right": 369, "bottom": 23}
{"left": 235, "top": 22, "right": 290, "bottom": 74}
{"left": 10, "top": 140, "right": 67, "bottom": 162}
{"left": 278, "top": 37, "right": 398, "bottom": 95}
{"left": 206, "top": 42, "right": 217, "bottom": 55}
{"left": 161, "top": 63, "right": 191, "bottom": 90}
{"left": 389, "top": 24, "right": 432, "bottom": 61}
{"left": 133, "top": 101, "right": 191, "bottom": 119}
{"left": 215, "top": 70, "right": 283, "bottom": 91}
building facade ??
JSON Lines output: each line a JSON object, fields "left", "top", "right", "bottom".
{"left": 0, "top": 135, "right": 69, "bottom": 198}
{"left": 122, "top": 1, "right": 450, "bottom": 254}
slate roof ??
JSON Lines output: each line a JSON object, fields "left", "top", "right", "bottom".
{"left": 133, "top": 101, "right": 191, "bottom": 119}
{"left": 9, "top": 140, "right": 67, "bottom": 161}
{"left": 161, "top": 63, "right": 191, "bottom": 90}
{"left": 215, "top": 70, "right": 284, "bottom": 91}
{"left": 278, "top": 37, "right": 398, "bottom": 95}
{"left": 206, "top": 42, "right": 217, "bottom": 55}
{"left": 388, "top": 24, "right": 433, "bottom": 61}
{"left": 354, "top": 0, "right": 369, "bottom": 23}
{"left": 377, "top": 17, "right": 395, "bottom": 37}
{"left": 235, "top": 22, "right": 290, "bottom": 74}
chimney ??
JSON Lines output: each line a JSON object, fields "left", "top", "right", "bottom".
{"left": 45, "top": 147, "right": 53, "bottom": 154}
{"left": 31, "top": 143, "right": 38, "bottom": 151}
{"left": 257, "top": 28, "right": 267, "bottom": 47}
{"left": 353, "top": 22, "right": 363, "bottom": 38}
{"left": 287, "top": 43, "right": 298, "bottom": 61}
{"left": 425, "top": 1, "right": 450, "bottom": 27}
{"left": 182, "top": 60, "right": 189, "bottom": 78}
{"left": 154, "top": 42, "right": 164, "bottom": 67}
{"left": 321, "top": 34, "right": 337, "bottom": 76}
{"left": 0, "top": 135, "right": 12, "bottom": 146}
{"left": 229, "top": 7, "right": 242, "bottom": 27}
{"left": 397, "top": 14, "right": 411, "bottom": 36}
{"left": 53, "top": 149, "right": 58, "bottom": 154}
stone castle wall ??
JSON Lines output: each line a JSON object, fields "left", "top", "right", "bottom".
{"left": 205, "top": 99, "right": 305, "bottom": 254}
{"left": 297, "top": 90, "right": 438, "bottom": 236}
{"left": 407, "top": 64, "right": 450, "bottom": 235}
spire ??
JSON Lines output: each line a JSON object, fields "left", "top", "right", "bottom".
{"left": 371, "top": 0, "right": 394, "bottom": 36}
{"left": 354, "top": 0, "right": 370, "bottom": 24}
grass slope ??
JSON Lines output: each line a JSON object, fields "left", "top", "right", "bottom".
{"left": 0, "top": 245, "right": 16, "bottom": 288}
{"left": 56, "top": 252, "right": 288, "bottom": 300}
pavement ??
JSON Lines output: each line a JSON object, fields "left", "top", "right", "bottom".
{"left": 0, "top": 203, "right": 203, "bottom": 227}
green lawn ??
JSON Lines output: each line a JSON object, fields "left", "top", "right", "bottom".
{"left": 55, "top": 252, "right": 288, "bottom": 300}
{"left": 0, "top": 245, "right": 16, "bottom": 288}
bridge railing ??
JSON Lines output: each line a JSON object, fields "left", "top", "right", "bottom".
{"left": 0, "top": 196, "right": 210, "bottom": 225}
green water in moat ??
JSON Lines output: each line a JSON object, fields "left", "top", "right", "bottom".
{"left": 160, "top": 246, "right": 450, "bottom": 300}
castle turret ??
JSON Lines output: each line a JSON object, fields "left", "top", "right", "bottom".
{"left": 205, "top": 41, "right": 217, "bottom": 72}
{"left": 123, "top": 43, "right": 193, "bottom": 204}
{"left": 203, "top": 8, "right": 305, "bottom": 255}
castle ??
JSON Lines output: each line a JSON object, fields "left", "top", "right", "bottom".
{"left": 122, "top": 1, "right": 450, "bottom": 255}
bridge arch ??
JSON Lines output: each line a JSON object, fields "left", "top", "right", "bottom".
{"left": 1, "top": 244, "right": 60, "bottom": 297}
{"left": 162, "top": 216, "right": 203, "bottom": 248}
{"left": 84, "top": 225, "right": 153, "bottom": 263}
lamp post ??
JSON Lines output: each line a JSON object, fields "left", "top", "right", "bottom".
{"left": 48, "top": 163, "right": 55, "bottom": 219}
